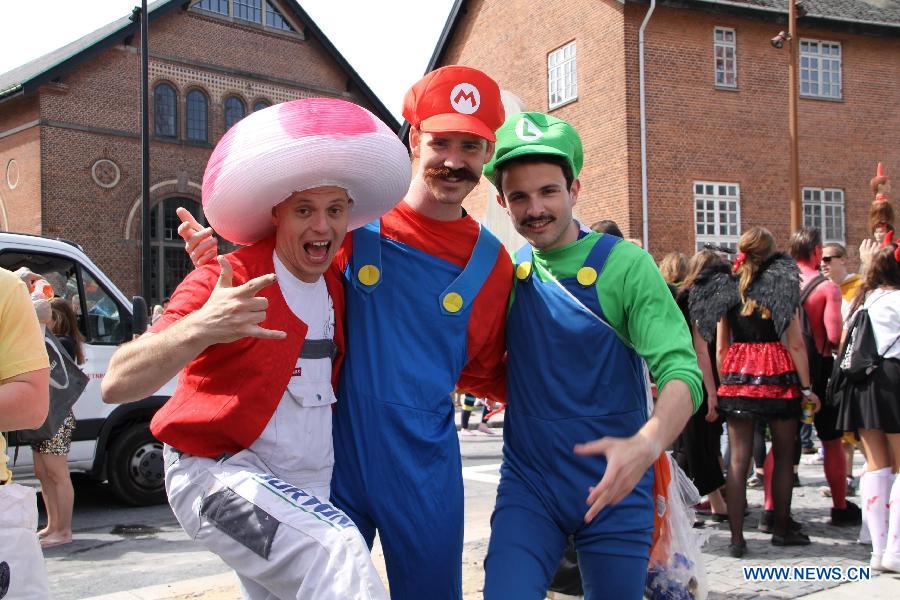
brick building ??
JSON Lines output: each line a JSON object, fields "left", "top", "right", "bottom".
{"left": 0, "top": 0, "right": 397, "bottom": 302}
{"left": 423, "top": 0, "right": 900, "bottom": 258}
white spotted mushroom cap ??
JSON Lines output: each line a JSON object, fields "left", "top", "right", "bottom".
{"left": 202, "top": 98, "right": 411, "bottom": 245}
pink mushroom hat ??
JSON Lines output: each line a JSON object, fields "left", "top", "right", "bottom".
{"left": 202, "top": 98, "right": 411, "bottom": 245}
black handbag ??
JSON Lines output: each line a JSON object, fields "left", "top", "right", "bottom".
{"left": 14, "top": 331, "right": 87, "bottom": 444}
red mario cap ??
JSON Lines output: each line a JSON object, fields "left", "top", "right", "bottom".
{"left": 402, "top": 65, "right": 504, "bottom": 142}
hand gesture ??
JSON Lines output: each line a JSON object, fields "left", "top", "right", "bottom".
{"left": 177, "top": 207, "right": 219, "bottom": 267}
{"left": 859, "top": 238, "right": 878, "bottom": 271}
{"left": 193, "top": 256, "right": 286, "bottom": 345}
{"left": 574, "top": 434, "right": 657, "bottom": 523}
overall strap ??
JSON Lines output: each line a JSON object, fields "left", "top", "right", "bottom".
{"left": 438, "top": 225, "right": 502, "bottom": 316}
{"left": 580, "top": 233, "right": 621, "bottom": 280}
{"left": 350, "top": 219, "right": 382, "bottom": 293}
{"left": 566, "top": 234, "right": 622, "bottom": 323}
{"left": 514, "top": 243, "right": 535, "bottom": 282}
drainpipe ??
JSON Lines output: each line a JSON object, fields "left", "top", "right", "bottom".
{"left": 639, "top": 0, "right": 656, "bottom": 250}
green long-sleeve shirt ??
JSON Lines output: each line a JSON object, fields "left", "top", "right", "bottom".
{"left": 511, "top": 232, "right": 703, "bottom": 412}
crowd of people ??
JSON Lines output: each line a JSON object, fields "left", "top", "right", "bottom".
{"left": 1, "top": 60, "right": 897, "bottom": 600}
{"left": 656, "top": 205, "right": 899, "bottom": 571}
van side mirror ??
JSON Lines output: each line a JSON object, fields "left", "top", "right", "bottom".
{"left": 132, "top": 296, "right": 148, "bottom": 336}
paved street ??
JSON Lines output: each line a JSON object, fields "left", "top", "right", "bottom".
{"left": 29, "top": 420, "right": 900, "bottom": 599}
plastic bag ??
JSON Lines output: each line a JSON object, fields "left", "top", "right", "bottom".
{"left": 645, "top": 452, "right": 709, "bottom": 600}
{"left": 0, "top": 483, "right": 50, "bottom": 599}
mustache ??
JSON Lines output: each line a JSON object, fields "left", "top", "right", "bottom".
{"left": 423, "top": 166, "right": 480, "bottom": 183}
{"left": 520, "top": 215, "right": 556, "bottom": 227}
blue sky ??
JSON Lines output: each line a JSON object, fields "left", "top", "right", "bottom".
{"left": 0, "top": 0, "right": 455, "bottom": 119}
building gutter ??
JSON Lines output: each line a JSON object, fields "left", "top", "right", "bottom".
{"left": 639, "top": 0, "right": 656, "bottom": 250}
{"left": 0, "top": 83, "right": 23, "bottom": 102}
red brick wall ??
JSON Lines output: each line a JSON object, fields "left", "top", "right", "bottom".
{"left": 0, "top": 95, "right": 41, "bottom": 233}
{"left": 441, "top": 0, "right": 635, "bottom": 236}
{"left": 0, "top": 5, "right": 383, "bottom": 297}
{"left": 438, "top": 0, "right": 900, "bottom": 263}
{"left": 636, "top": 6, "right": 900, "bottom": 261}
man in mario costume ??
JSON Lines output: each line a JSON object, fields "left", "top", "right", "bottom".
{"left": 329, "top": 65, "right": 512, "bottom": 599}
{"left": 177, "top": 65, "right": 512, "bottom": 599}
{"left": 482, "top": 112, "right": 700, "bottom": 599}
{"left": 101, "top": 98, "right": 410, "bottom": 599}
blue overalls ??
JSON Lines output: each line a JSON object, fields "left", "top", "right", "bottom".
{"left": 484, "top": 234, "right": 654, "bottom": 599}
{"left": 331, "top": 219, "right": 501, "bottom": 599}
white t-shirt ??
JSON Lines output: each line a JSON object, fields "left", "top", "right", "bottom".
{"left": 849, "top": 288, "right": 900, "bottom": 360}
{"left": 247, "top": 252, "right": 336, "bottom": 496}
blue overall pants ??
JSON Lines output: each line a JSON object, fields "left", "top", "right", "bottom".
{"left": 331, "top": 220, "right": 500, "bottom": 599}
{"left": 484, "top": 235, "right": 654, "bottom": 599}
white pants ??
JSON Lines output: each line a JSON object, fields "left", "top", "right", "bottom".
{"left": 164, "top": 446, "right": 387, "bottom": 600}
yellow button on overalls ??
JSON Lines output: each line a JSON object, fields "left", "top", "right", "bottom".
{"left": 576, "top": 266, "right": 598, "bottom": 286}
{"left": 357, "top": 264, "right": 380, "bottom": 286}
{"left": 443, "top": 292, "right": 464, "bottom": 313}
{"left": 516, "top": 262, "right": 532, "bottom": 280}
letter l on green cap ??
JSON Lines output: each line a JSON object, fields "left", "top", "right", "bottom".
{"left": 482, "top": 112, "right": 583, "bottom": 184}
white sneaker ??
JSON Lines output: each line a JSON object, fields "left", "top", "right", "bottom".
{"left": 882, "top": 552, "right": 900, "bottom": 572}
{"left": 459, "top": 429, "right": 473, "bottom": 436}
{"left": 477, "top": 422, "right": 495, "bottom": 435}
{"left": 870, "top": 552, "right": 884, "bottom": 571}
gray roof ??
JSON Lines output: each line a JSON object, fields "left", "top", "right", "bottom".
{"left": 687, "top": 0, "right": 900, "bottom": 29}
{"left": 0, "top": 0, "right": 399, "bottom": 131}
{"left": 0, "top": 0, "right": 174, "bottom": 99}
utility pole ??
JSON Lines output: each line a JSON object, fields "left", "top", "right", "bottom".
{"left": 788, "top": 0, "right": 801, "bottom": 232}
{"left": 132, "top": 1, "right": 152, "bottom": 303}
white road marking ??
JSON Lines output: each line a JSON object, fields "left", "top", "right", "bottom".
{"left": 461, "top": 463, "right": 502, "bottom": 484}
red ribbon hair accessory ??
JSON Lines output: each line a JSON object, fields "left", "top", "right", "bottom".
{"left": 732, "top": 251, "right": 747, "bottom": 273}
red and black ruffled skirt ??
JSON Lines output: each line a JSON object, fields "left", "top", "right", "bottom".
{"left": 717, "top": 342, "right": 802, "bottom": 420}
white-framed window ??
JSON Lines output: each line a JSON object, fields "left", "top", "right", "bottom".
{"left": 800, "top": 39, "right": 841, "bottom": 99}
{"left": 548, "top": 41, "right": 577, "bottom": 109}
{"left": 714, "top": 27, "right": 737, "bottom": 88}
{"left": 803, "top": 187, "right": 845, "bottom": 243}
{"left": 694, "top": 182, "right": 741, "bottom": 251}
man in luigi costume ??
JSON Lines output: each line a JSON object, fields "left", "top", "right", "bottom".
{"left": 482, "top": 112, "right": 702, "bottom": 599}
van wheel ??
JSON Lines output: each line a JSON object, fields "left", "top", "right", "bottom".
{"left": 107, "top": 423, "right": 166, "bottom": 506}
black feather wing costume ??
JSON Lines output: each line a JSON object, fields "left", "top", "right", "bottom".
{"left": 689, "top": 262, "right": 738, "bottom": 342}
{"left": 689, "top": 253, "right": 800, "bottom": 342}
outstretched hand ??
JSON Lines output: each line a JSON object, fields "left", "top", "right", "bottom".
{"left": 177, "top": 207, "right": 219, "bottom": 267}
{"left": 193, "top": 256, "right": 286, "bottom": 345}
{"left": 573, "top": 433, "right": 658, "bottom": 523}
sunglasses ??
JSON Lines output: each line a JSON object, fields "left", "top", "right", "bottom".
{"left": 821, "top": 256, "right": 842, "bottom": 263}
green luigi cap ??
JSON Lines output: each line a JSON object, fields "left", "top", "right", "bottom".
{"left": 483, "top": 111, "right": 583, "bottom": 186}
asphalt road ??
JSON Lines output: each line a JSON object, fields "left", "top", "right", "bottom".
{"left": 33, "top": 431, "right": 504, "bottom": 599}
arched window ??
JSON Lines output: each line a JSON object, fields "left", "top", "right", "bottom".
{"left": 224, "top": 96, "right": 246, "bottom": 131}
{"left": 253, "top": 100, "right": 270, "bottom": 112}
{"left": 150, "top": 198, "right": 200, "bottom": 304}
{"left": 186, "top": 90, "right": 208, "bottom": 142}
{"left": 153, "top": 83, "right": 177, "bottom": 138}
{"left": 149, "top": 198, "right": 236, "bottom": 304}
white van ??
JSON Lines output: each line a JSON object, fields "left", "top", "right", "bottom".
{"left": 1, "top": 232, "right": 174, "bottom": 505}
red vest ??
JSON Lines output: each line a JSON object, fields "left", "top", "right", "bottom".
{"left": 150, "top": 237, "right": 345, "bottom": 457}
